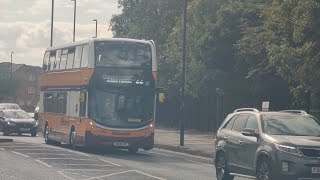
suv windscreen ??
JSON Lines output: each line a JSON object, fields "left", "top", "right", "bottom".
{"left": 262, "top": 114, "right": 320, "bottom": 136}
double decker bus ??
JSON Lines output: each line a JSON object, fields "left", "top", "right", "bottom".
{"left": 38, "top": 38, "right": 160, "bottom": 153}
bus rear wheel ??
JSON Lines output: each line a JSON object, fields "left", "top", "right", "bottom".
{"left": 44, "top": 124, "right": 59, "bottom": 145}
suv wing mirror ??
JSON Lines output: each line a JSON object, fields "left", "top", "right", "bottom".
{"left": 242, "top": 128, "right": 258, "bottom": 137}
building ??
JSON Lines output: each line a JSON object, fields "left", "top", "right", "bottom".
{"left": 0, "top": 62, "right": 42, "bottom": 112}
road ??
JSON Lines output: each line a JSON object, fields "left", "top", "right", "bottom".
{"left": 0, "top": 134, "right": 249, "bottom": 180}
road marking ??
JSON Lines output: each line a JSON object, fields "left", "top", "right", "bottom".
{"left": 84, "top": 170, "right": 135, "bottom": 180}
{"left": 11, "top": 151, "right": 30, "bottom": 158}
{"left": 184, "top": 159, "right": 213, "bottom": 167}
{"left": 13, "top": 149, "right": 65, "bottom": 151}
{"left": 153, "top": 148, "right": 213, "bottom": 161}
{"left": 0, "top": 146, "right": 38, "bottom": 148}
{"left": 99, "top": 158, "right": 122, "bottom": 167}
{"left": 57, "top": 171, "right": 75, "bottom": 180}
{"left": 27, "top": 153, "right": 80, "bottom": 155}
{"left": 56, "top": 164, "right": 113, "bottom": 166}
{"left": 134, "top": 170, "right": 167, "bottom": 180}
{"left": 35, "top": 159, "right": 53, "bottom": 168}
{"left": 147, "top": 151, "right": 174, "bottom": 157}
{"left": 67, "top": 150, "right": 91, "bottom": 157}
{"left": 38, "top": 158, "right": 98, "bottom": 161}
{"left": 0, "top": 148, "right": 5, "bottom": 151}
{"left": 60, "top": 169, "right": 112, "bottom": 171}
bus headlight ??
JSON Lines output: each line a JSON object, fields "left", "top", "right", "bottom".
{"left": 148, "top": 123, "right": 154, "bottom": 131}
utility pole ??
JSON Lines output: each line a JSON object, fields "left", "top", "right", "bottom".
{"left": 50, "top": 0, "right": 54, "bottom": 47}
{"left": 180, "top": 0, "right": 188, "bottom": 147}
{"left": 71, "top": 0, "right": 77, "bottom": 42}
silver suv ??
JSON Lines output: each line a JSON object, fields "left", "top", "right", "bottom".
{"left": 214, "top": 108, "right": 320, "bottom": 180}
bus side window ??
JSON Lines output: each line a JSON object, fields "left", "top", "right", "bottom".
{"left": 59, "top": 49, "right": 68, "bottom": 70}
{"left": 66, "top": 48, "right": 75, "bottom": 69}
{"left": 81, "top": 44, "right": 89, "bottom": 68}
{"left": 54, "top": 49, "right": 62, "bottom": 70}
{"left": 79, "top": 92, "right": 87, "bottom": 117}
{"left": 73, "top": 46, "right": 83, "bottom": 69}
{"left": 42, "top": 52, "right": 50, "bottom": 71}
{"left": 49, "top": 51, "right": 56, "bottom": 71}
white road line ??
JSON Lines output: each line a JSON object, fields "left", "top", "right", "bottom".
{"left": 57, "top": 171, "right": 75, "bottom": 180}
{"left": 0, "top": 148, "right": 5, "bottom": 150}
{"left": 27, "top": 153, "right": 79, "bottom": 155}
{"left": 38, "top": 158, "right": 98, "bottom": 161}
{"left": 11, "top": 151, "right": 30, "bottom": 158}
{"left": 61, "top": 169, "right": 112, "bottom": 171}
{"left": 35, "top": 159, "right": 53, "bottom": 168}
{"left": 84, "top": 170, "right": 135, "bottom": 180}
{"left": 153, "top": 148, "right": 213, "bottom": 161}
{"left": 134, "top": 170, "right": 167, "bottom": 180}
{"left": 0, "top": 146, "right": 38, "bottom": 148}
{"left": 67, "top": 150, "right": 91, "bottom": 157}
{"left": 184, "top": 159, "right": 213, "bottom": 167}
{"left": 99, "top": 159, "right": 122, "bottom": 167}
{"left": 56, "top": 164, "right": 113, "bottom": 166}
{"left": 13, "top": 149, "right": 65, "bottom": 151}
{"left": 147, "top": 151, "right": 174, "bottom": 157}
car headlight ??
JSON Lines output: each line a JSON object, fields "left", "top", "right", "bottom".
{"left": 275, "top": 144, "right": 302, "bottom": 156}
{"left": 7, "top": 121, "right": 15, "bottom": 126}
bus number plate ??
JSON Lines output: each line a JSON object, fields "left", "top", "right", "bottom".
{"left": 114, "top": 142, "right": 129, "bottom": 147}
{"left": 20, "top": 128, "right": 30, "bottom": 132}
{"left": 312, "top": 167, "right": 320, "bottom": 174}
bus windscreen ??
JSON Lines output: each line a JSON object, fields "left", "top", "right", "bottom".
{"left": 95, "top": 41, "right": 152, "bottom": 68}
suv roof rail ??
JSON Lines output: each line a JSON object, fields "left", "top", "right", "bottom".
{"left": 280, "top": 110, "right": 308, "bottom": 115}
{"left": 234, "top": 108, "right": 259, "bottom": 113}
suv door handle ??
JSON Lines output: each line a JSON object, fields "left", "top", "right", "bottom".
{"left": 238, "top": 140, "right": 243, "bottom": 144}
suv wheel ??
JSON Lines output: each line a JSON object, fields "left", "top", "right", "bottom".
{"left": 215, "top": 152, "right": 234, "bottom": 180}
{"left": 256, "top": 156, "right": 272, "bottom": 180}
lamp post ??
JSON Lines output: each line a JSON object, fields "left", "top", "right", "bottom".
{"left": 93, "top": 19, "right": 98, "bottom": 38}
{"left": 180, "top": 0, "right": 188, "bottom": 147}
{"left": 50, "top": 0, "right": 54, "bottom": 47}
{"left": 71, "top": 0, "right": 76, "bottom": 42}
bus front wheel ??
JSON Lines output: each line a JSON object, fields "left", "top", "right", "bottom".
{"left": 69, "top": 128, "right": 76, "bottom": 150}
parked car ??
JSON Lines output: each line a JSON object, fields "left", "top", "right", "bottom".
{"left": 214, "top": 108, "right": 320, "bottom": 180}
{"left": 0, "top": 103, "right": 20, "bottom": 110}
{"left": 0, "top": 109, "right": 38, "bottom": 136}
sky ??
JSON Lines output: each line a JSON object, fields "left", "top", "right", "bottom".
{"left": 0, "top": 0, "right": 121, "bottom": 66}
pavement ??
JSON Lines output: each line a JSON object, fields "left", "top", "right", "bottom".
{"left": 154, "top": 127, "right": 215, "bottom": 158}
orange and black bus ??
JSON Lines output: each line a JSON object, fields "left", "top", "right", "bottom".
{"left": 38, "top": 38, "right": 160, "bottom": 153}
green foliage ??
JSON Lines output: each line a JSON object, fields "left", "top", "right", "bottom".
{"left": 110, "top": 0, "right": 320, "bottom": 130}
{"left": 0, "top": 75, "right": 21, "bottom": 101}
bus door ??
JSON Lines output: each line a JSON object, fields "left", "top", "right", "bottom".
{"left": 63, "top": 91, "right": 80, "bottom": 142}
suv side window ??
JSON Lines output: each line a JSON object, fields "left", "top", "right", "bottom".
{"left": 223, "top": 115, "right": 237, "bottom": 130}
{"left": 232, "top": 115, "right": 250, "bottom": 132}
{"left": 246, "top": 115, "right": 259, "bottom": 132}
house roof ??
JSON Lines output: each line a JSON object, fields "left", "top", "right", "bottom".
{"left": 0, "top": 62, "right": 24, "bottom": 72}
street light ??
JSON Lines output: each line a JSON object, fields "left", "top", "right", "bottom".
{"left": 71, "top": 0, "right": 77, "bottom": 42}
{"left": 50, "top": 0, "right": 54, "bottom": 47}
{"left": 180, "top": 0, "right": 188, "bottom": 147}
{"left": 93, "top": 19, "right": 98, "bottom": 38}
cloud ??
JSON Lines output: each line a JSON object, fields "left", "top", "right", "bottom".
{"left": 85, "top": 9, "right": 103, "bottom": 14}
{"left": 0, "top": 20, "right": 113, "bottom": 66}
{"left": 0, "top": 0, "right": 120, "bottom": 66}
